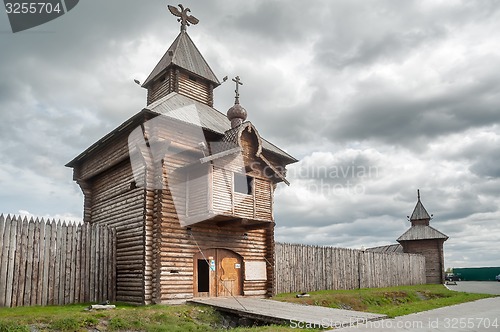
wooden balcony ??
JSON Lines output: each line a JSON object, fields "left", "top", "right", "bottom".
{"left": 176, "top": 164, "right": 274, "bottom": 228}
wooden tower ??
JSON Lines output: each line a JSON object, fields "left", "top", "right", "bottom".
{"left": 66, "top": 5, "right": 297, "bottom": 304}
{"left": 397, "top": 190, "right": 448, "bottom": 284}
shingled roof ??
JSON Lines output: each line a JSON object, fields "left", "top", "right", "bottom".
{"left": 147, "top": 93, "right": 297, "bottom": 162}
{"left": 366, "top": 244, "right": 404, "bottom": 253}
{"left": 397, "top": 225, "right": 449, "bottom": 241}
{"left": 410, "top": 198, "right": 431, "bottom": 221}
{"left": 142, "top": 31, "right": 220, "bottom": 87}
{"left": 66, "top": 92, "right": 297, "bottom": 167}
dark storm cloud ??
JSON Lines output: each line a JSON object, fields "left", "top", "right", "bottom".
{"left": 323, "top": 70, "right": 500, "bottom": 146}
{"left": 313, "top": 0, "right": 500, "bottom": 71}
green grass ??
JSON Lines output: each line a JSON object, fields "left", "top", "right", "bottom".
{"left": 275, "top": 284, "right": 496, "bottom": 318}
{"left": 0, "top": 285, "right": 495, "bottom": 330}
{"left": 0, "top": 302, "right": 316, "bottom": 332}
{"left": 0, "top": 303, "right": 220, "bottom": 331}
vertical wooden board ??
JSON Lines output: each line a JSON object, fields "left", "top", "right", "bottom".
{"left": 74, "top": 226, "right": 82, "bottom": 303}
{"left": 108, "top": 227, "right": 115, "bottom": 302}
{"left": 5, "top": 217, "right": 18, "bottom": 307}
{"left": 36, "top": 220, "right": 46, "bottom": 305}
{"left": 47, "top": 221, "right": 57, "bottom": 305}
{"left": 95, "top": 224, "right": 100, "bottom": 302}
{"left": 51, "top": 222, "right": 61, "bottom": 304}
{"left": 96, "top": 226, "right": 102, "bottom": 302}
{"left": 77, "top": 223, "right": 84, "bottom": 302}
{"left": 89, "top": 224, "right": 96, "bottom": 302}
{"left": 79, "top": 223, "right": 86, "bottom": 303}
{"left": 0, "top": 215, "right": 10, "bottom": 306}
{"left": 84, "top": 223, "right": 91, "bottom": 303}
{"left": 14, "top": 218, "right": 29, "bottom": 307}
{"left": 24, "top": 220, "right": 35, "bottom": 306}
{"left": 58, "top": 222, "right": 67, "bottom": 305}
{"left": 100, "top": 226, "right": 106, "bottom": 301}
{"left": 10, "top": 217, "right": 21, "bottom": 307}
{"left": 64, "top": 224, "right": 73, "bottom": 304}
{"left": 69, "top": 224, "right": 78, "bottom": 304}
{"left": 111, "top": 228, "right": 117, "bottom": 302}
{"left": 84, "top": 223, "right": 90, "bottom": 302}
{"left": 30, "top": 219, "right": 42, "bottom": 305}
{"left": 102, "top": 226, "right": 109, "bottom": 301}
{"left": 41, "top": 222, "right": 51, "bottom": 306}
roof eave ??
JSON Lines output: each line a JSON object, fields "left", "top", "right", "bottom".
{"left": 65, "top": 109, "right": 153, "bottom": 168}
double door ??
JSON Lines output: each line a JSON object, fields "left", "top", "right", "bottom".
{"left": 193, "top": 248, "right": 243, "bottom": 297}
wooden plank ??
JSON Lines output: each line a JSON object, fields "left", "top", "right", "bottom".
{"left": 30, "top": 219, "right": 41, "bottom": 305}
{"left": 23, "top": 219, "right": 35, "bottom": 306}
{"left": 74, "top": 225, "right": 82, "bottom": 303}
{"left": 69, "top": 224, "right": 78, "bottom": 304}
{"left": 190, "top": 298, "right": 385, "bottom": 326}
{"left": 49, "top": 221, "right": 61, "bottom": 305}
{"left": 13, "top": 217, "right": 29, "bottom": 307}
{"left": 5, "top": 216, "right": 18, "bottom": 307}
{"left": 35, "top": 219, "right": 46, "bottom": 305}
{"left": 111, "top": 227, "right": 117, "bottom": 302}
{"left": 99, "top": 225, "right": 105, "bottom": 302}
{"left": 40, "top": 221, "right": 51, "bottom": 306}
{"left": 90, "top": 223, "right": 97, "bottom": 302}
{"left": 82, "top": 222, "right": 90, "bottom": 302}
{"left": 64, "top": 223, "right": 73, "bottom": 304}
{"left": 0, "top": 215, "right": 9, "bottom": 306}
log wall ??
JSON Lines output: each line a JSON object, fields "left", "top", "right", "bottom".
{"left": 400, "top": 239, "right": 445, "bottom": 284}
{"left": 146, "top": 69, "right": 214, "bottom": 106}
{"left": 147, "top": 72, "right": 172, "bottom": 105}
{"left": 274, "top": 243, "right": 426, "bottom": 295}
{"left": 89, "top": 159, "right": 146, "bottom": 304}
{"left": 142, "top": 120, "right": 276, "bottom": 302}
{"left": 178, "top": 72, "right": 212, "bottom": 106}
{"left": 0, "top": 215, "right": 115, "bottom": 307}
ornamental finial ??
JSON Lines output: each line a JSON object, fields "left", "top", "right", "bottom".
{"left": 227, "top": 76, "right": 247, "bottom": 128}
{"left": 167, "top": 4, "right": 199, "bottom": 31}
{"left": 232, "top": 76, "right": 243, "bottom": 104}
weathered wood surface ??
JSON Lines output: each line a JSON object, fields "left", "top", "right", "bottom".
{"left": 274, "top": 243, "right": 426, "bottom": 295}
{"left": 87, "top": 159, "right": 145, "bottom": 304}
{"left": 146, "top": 70, "right": 214, "bottom": 106}
{"left": 400, "top": 239, "right": 446, "bottom": 284}
{"left": 0, "top": 214, "right": 116, "bottom": 307}
{"left": 190, "top": 297, "right": 385, "bottom": 327}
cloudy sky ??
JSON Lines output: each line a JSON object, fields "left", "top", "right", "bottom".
{"left": 1, "top": 0, "right": 500, "bottom": 269}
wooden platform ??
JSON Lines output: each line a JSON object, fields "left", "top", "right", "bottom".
{"left": 189, "top": 297, "right": 386, "bottom": 328}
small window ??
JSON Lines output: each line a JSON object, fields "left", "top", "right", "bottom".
{"left": 234, "top": 173, "right": 253, "bottom": 195}
{"left": 188, "top": 75, "right": 197, "bottom": 82}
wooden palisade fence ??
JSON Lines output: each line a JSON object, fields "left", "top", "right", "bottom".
{"left": 0, "top": 214, "right": 116, "bottom": 307}
{"left": 274, "top": 243, "right": 426, "bottom": 294}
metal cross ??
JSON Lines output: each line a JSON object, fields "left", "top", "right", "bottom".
{"left": 232, "top": 76, "right": 243, "bottom": 103}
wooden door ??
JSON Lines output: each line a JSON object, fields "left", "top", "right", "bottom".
{"left": 217, "top": 249, "right": 243, "bottom": 297}
{"left": 193, "top": 249, "right": 243, "bottom": 297}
